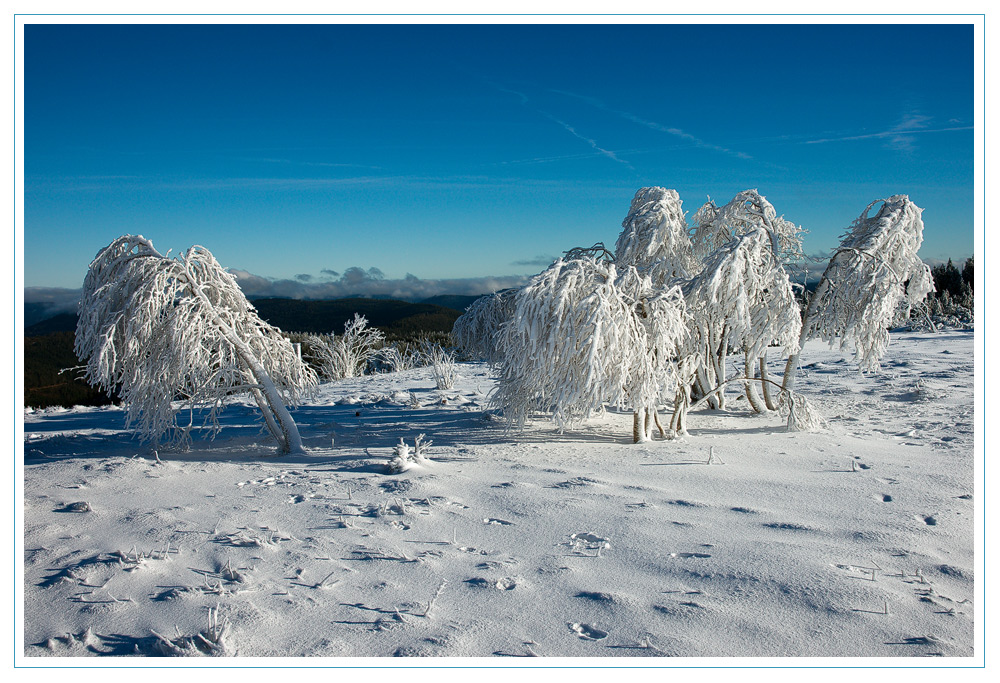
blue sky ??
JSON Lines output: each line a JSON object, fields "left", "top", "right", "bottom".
{"left": 23, "top": 22, "right": 975, "bottom": 300}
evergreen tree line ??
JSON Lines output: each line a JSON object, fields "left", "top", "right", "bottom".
{"left": 923, "top": 257, "right": 974, "bottom": 323}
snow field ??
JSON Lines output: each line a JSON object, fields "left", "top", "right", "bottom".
{"left": 22, "top": 332, "right": 975, "bottom": 659}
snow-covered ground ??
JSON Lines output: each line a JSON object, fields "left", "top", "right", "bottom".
{"left": 20, "top": 331, "right": 978, "bottom": 662}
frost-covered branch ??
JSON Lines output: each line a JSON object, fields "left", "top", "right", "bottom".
{"left": 451, "top": 289, "right": 517, "bottom": 364}
{"left": 615, "top": 187, "right": 698, "bottom": 283}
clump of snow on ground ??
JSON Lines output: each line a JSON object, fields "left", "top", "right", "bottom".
{"left": 21, "top": 332, "right": 976, "bottom": 660}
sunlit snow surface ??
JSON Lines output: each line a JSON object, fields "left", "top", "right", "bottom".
{"left": 22, "top": 331, "right": 975, "bottom": 658}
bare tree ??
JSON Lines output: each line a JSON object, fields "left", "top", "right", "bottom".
{"left": 75, "top": 235, "right": 316, "bottom": 453}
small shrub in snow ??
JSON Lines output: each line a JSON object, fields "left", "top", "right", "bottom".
{"left": 306, "top": 314, "right": 385, "bottom": 381}
{"left": 151, "top": 605, "right": 232, "bottom": 656}
{"left": 780, "top": 391, "right": 827, "bottom": 432}
{"left": 372, "top": 343, "right": 419, "bottom": 373}
{"left": 386, "top": 434, "right": 432, "bottom": 474}
{"left": 420, "top": 341, "right": 457, "bottom": 390}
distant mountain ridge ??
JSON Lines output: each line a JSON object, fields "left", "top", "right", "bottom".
{"left": 248, "top": 297, "right": 464, "bottom": 335}
{"left": 25, "top": 294, "right": 486, "bottom": 334}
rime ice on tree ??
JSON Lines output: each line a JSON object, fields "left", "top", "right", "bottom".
{"left": 784, "top": 195, "right": 934, "bottom": 389}
{"left": 491, "top": 257, "right": 689, "bottom": 442}
{"left": 75, "top": 235, "right": 317, "bottom": 453}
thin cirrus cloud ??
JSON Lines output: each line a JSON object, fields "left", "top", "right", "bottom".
{"left": 510, "top": 254, "right": 560, "bottom": 267}
{"left": 538, "top": 112, "right": 634, "bottom": 169}
{"left": 804, "top": 112, "right": 973, "bottom": 150}
{"left": 549, "top": 88, "right": 753, "bottom": 160}
{"left": 491, "top": 82, "right": 633, "bottom": 169}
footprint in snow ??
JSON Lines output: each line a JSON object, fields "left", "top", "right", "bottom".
{"left": 568, "top": 532, "right": 611, "bottom": 554}
{"left": 56, "top": 501, "right": 92, "bottom": 513}
{"left": 575, "top": 591, "right": 616, "bottom": 603}
{"left": 466, "top": 577, "right": 516, "bottom": 590}
{"left": 568, "top": 623, "right": 608, "bottom": 640}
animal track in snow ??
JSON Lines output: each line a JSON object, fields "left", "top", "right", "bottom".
{"left": 548, "top": 477, "right": 602, "bottom": 489}
{"left": 666, "top": 499, "right": 707, "bottom": 507}
{"left": 575, "top": 591, "right": 616, "bottom": 603}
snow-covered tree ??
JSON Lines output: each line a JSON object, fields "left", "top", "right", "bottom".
{"left": 75, "top": 235, "right": 317, "bottom": 453}
{"left": 451, "top": 289, "right": 517, "bottom": 364}
{"left": 683, "top": 190, "right": 803, "bottom": 412}
{"left": 305, "top": 314, "right": 385, "bottom": 380}
{"left": 783, "top": 195, "right": 934, "bottom": 389}
{"left": 491, "top": 257, "right": 689, "bottom": 442}
{"left": 614, "top": 187, "right": 698, "bottom": 283}
{"left": 680, "top": 227, "right": 802, "bottom": 420}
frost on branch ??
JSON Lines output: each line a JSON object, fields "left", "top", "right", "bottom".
{"left": 75, "top": 235, "right": 317, "bottom": 453}
{"left": 452, "top": 289, "right": 517, "bottom": 364}
{"left": 793, "top": 195, "right": 933, "bottom": 376}
{"left": 614, "top": 187, "right": 698, "bottom": 283}
{"left": 685, "top": 228, "right": 802, "bottom": 363}
{"left": 491, "top": 257, "right": 688, "bottom": 437}
{"left": 690, "top": 189, "right": 804, "bottom": 264}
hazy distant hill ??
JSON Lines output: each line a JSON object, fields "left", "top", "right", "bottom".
{"left": 24, "top": 331, "right": 112, "bottom": 409}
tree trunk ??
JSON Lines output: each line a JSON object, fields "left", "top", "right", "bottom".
{"left": 760, "top": 354, "right": 779, "bottom": 411}
{"left": 651, "top": 408, "right": 666, "bottom": 439}
{"left": 745, "top": 351, "right": 768, "bottom": 413}
{"left": 184, "top": 277, "right": 305, "bottom": 454}
{"left": 695, "top": 366, "right": 719, "bottom": 410}
{"left": 670, "top": 385, "right": 690, "bottom": 437}
{"left": 633, "top": 408, "right": 653, "bottom": 443}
